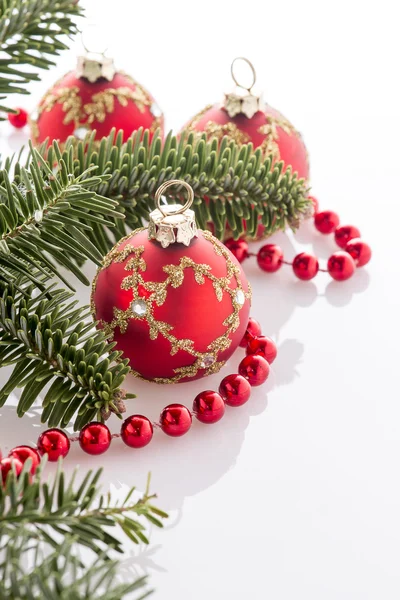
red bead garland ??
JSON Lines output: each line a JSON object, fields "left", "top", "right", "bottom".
{"left": 1, "top": 457, "right": 24, "bottom": 483}
{"left": 224, "top": 195, "right": 371, "bottom": 283}
{"left": 4, "top": 318, "right": 274, "bottom": 464}
{"left": 7, "top": 107, "right": 28, "bottom": 129}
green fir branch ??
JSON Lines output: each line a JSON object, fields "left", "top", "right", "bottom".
{"left": 0, "top": 460, "right": 167, "bottom": 599}
{"left": 0, "top": 279, "right": 134, "bottom": 429}
{"left": 0, "top": 0, "right": 82, "bottom": 115}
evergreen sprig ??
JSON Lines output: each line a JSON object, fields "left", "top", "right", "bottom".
{"left": 0, "top": 279, "right": 134, "bottom": 430}
{"left": 0, "top": 459, "right": 167, "bottom": 599}
{"left": 0, "top": 0, "right": 82, "bottom": 116}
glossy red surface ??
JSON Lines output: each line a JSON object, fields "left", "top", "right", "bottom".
{"left": 79, "top": 422, "right": 112, "bottom": 455}
{"left": 246, "top": 335, "right": 277, "bottom": 364}
{"left": 37, "top": 428, "right": 70, "bottom": 462}
{"left": 224, "top": 238, "right": 249, "bottom": 263}
{"left": 239, "top": 317, "right": 262, "bottom": 348}
{"left": 8, "top": 107, "right": 28, "bottom": 128}
{"left": 219, "top": 374, "right": 252, "bottom": 407}
{"left": 292, "top": 252, "right": 319, "bottom": 280}
{"left": 314, "top": 210, "right": 340, "bottom": 234}
{"left": 0, "top": 457, "right": 23, "bottom": 482}
{"left": 345, "top": 238, "right": 372, "bottom": 267}
{"left": 327, "top": 252, "right": 356, "bottom": 281}
{"left": 160, "top": 404, "right": 192, "bottom": 437}
{"left": 257, "top": 244, "right": 283, "bottom": 272}
{"left": 193, "top": 390, "right": 225, "bottom": 424}
{"left": 9, "top": 445, "right": 40, "bottom": 474}
{"left": 121, "top": 415, "right": 154, "bottom": 448}
{"left": 238, "top": 354, "right": 270, "bottom": 386}
{"left": 93, "top": 230, "right": 251, "bottom": 382}
{"left": 334, "top": 225, "right": 361, "bottom": 249}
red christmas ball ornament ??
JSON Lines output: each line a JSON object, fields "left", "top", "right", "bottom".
{"left": 92, "top": 180, "right": 251, "bottom": 383}
{"left": 121, "top": 415, "right": 153, "bottom": 448}
{"left": 37, "top": 428, "right": 70, "bottom": 462}
{"left": 224, "top": 237, "right": 249, "bottom": 263}
{"left": 257, "top": 244, "right": 283, "bottom": 273}
{"left": 79, "top": 422, "right": 112, "bottom": 455}
{"left": 292, "top": 252, "right": 319, "bottom": 280}
{"left": 160, "top": 404, "right": 192, "bottom": 437}
{"left": 240, "top": 317, "right": 262, "bottom": 348}
{"left": 181, "top": 58, "right": 309, "bottom": 181}
{"left": 31, "top": 51, "right": 164, "bottom": 147}
{"left": 327, "top": 252, "right": 356, "bottom": 281}
{"left": 239, "top": 354, "right": 270, "bottom": 386}
{"left": 219, "top": 373, "right": 251, "bottom": 407}
{"left": 8, "top": 107, "right": 28, "bottom": 128}
{"left": 1, "top": 457, "right": 24, "bottom": 483}
{"left": 246, "top": 335, "right": 277, "bottom": 364}
{"left": 345, "top": 238, "right": 372, "bottom": 267}
{"left": 314, "top": 210, "right": 340, "bottom": 234}
{"left": 334, "top": 225, "right": 361, "bottom": 249}
{"left": 193, "top": 390, "right": 225, "bottom": 424}
{"left": 9, "top": 446, "right": 40, "bottom": 474}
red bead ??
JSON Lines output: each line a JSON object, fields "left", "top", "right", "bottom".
{"left": 224, "top": 238, "right": 249, "bottom": 263}
{"left": 7, "top": 107, "right": 28, "bottom": 128}
{"left": 308, "top": 195, "right": 319, "bottom": 214}
{"left": 292, "top": 252, "right": 319, "bottom": 280}
{"left": 327, "top": 251, "right": 356, "bottom": 281}
{"left": 0, "top": 457, "right": 24, "bottom": 483}
{"left": 37, "top": 428, "right": 70, "bottom": 461}
{"left": 246, "top": 335, "right": 277, "bottom": 364}
{"left": 257, "top": 244, "right": 283, "bottom": 272}
{"left": 79, "top": 422, "right": 112, "bottom": 455}
{"left": 9, "top": 446, "right": 40, "bottom": 474}
{"left": 239, "top": 317, "right": 262, "bottom": 348}
{"left": 345, "top": 238, "right": 372, "bottom": 267}
{"left": 314, "top": 210, "right": 340, "bottom": 234}
{"left": 193, "top": 390, "right": 225, "bottom": 424}
{"left": 121, "top": 415, "right": 153, "bottom": 448}
{"left": 219, "top": 374, "right": 251, "bottom": 407}
{"left": 334, "top": 225, "right": 361, "bottom": 249}
{"left": 239, "top": 355, "right": 270, "bottom": 386}
{"left": 160, "top": 404, "right": 192, "bottom": 437}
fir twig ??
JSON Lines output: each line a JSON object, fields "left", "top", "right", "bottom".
{"left": 0, "top": 460, "right": 167, "bottom": 599}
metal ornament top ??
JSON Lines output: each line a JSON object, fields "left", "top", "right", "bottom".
{"left": 148, "top": 180, "right": 198, "bottom": 248}
{"left": 224, "top": 57, "right": 265, "bottom": 119}
{"left": 76, "top": 52, "right": 116, "bottom": 83}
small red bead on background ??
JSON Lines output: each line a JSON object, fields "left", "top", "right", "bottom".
{"left": 308, "top": 195, "right": 319, "bottom": 214}
{"left": 257, "top": 244, "right": 283, "bottom": 273}
{"left": 246, "top": 335, "right": 277, "bottom": 364}
{"left": 224, "top": 238, "right": 249, "bottom": 263}
{"left": 79, "top": 422, "right": 111, "bottom": 455}
{"left": 37, "top": 428, "right": 70, "bottom": 461}
{"left": 193, "top": 390, "right": 225, "bottom": 424}
{"left": 0, "top": 457, "right": 24, "bottom": 483}
{"left": 345, "top": 238, "right": 372, "bottom": 267}
{"left": 327, "top": 252, "right": 356, "bottom": 281}
{"left": 121, "top": 415, "right": 153, "bottom": 448}
{"left": 160, "top": 404, "right": 192, "bottom": 437}
{"left": 314, "top": 210, "right": 340, "bottom": 234}
{"left": 9, "top": 445, "right": 40, "bottom": 474}
{"left": 292, "top": 252, "right": 319, "bottom": 280}
{"left": 239, "top": 317, "right": 262, "bottom": 348}
{"left": 219, "top": 374, "right": 251, "bottom": 407}
{"left": 334, "top": 225, "right": 361, "bottom": 249}
{"left": 238, "top": 355, "right": 270, "bottom": 386}
{"left": 7, "top": 107, "right": 28, "bottom": 128}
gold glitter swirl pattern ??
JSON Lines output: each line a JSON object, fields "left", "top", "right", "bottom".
{"left": 91, "top": 229, "right": 251, "bottom": 384}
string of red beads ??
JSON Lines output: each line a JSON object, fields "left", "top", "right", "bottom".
{"left": 0, "top": 318, "right": 275, "bottom": 472}
{"left": 225, "top": 198, "right": 371, "bottom": 282}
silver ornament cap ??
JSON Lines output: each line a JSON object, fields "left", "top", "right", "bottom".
{"left": 148, "top": 180, "right": 198, "bottom": 249}
{"left": 76, "top": 52, "right": 116, "bottom": 83}
{"left": 223, "top": 57, "right": 265, "bottom": 119}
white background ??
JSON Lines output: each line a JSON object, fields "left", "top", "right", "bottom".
{"left": 1, "top": 0, "right": 400, "bottom": 598}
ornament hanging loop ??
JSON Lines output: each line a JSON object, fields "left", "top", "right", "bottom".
{"left": 231, "top": 57, "right": 257, "bottom": 92}
{"left": 154, "top": 179, "right": 194, "bottom": 218}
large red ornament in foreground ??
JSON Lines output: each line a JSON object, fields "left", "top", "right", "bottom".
{"left": 92, "top": 181, "right": 251, "bottom": 383}
{"left": 30, "top": 52, "right": 163, "bottom": 146}
{"left": 181, "top": 57, "right": 309, "bottom": 181}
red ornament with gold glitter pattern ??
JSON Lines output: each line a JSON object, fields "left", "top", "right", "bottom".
{"left": 91, "top": 180, "right": 251, "bottom": 384}
{"left": 30, "top": 51, "right": 164, "bottom": 146}
{"left": 181, "top": 58, "right": 309, "bottom": 181}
